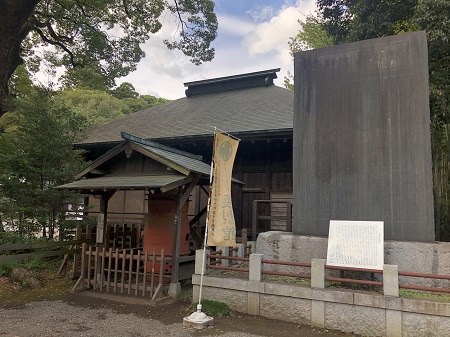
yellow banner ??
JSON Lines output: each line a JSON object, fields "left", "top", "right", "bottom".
{"left": 207, "top": 132, "right": 239, "bottom": 247}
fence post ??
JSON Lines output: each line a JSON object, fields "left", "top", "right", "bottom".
{"left": 218, "top": 246, "right": 229, "bottom": 267}
{"left": 249, "top": 253, "right": 263, "bottom": 282}
{"left": 72, "top": 225, "right": 82, "bottom": 277}
{"left": 383, "top": 264, "right": 399, "bottom": 297}
{"left": 252, "top": 200, "right": 258, "bottom": 241}
{"left": 195, "top": 249, "right": 210, "bottom": 275}
{"left": 241, "top": 228, "right": 248, "bottom": 249}
{"left": 383, "top": 264, "right": 402, "bottom": 337}
{"left": 311, "top": 259, "right": 325, "bottom": 289}
{"left": 311, "top": 258, "right": 325, "bottom": 328}
{"left": 235, "top": 243, "right": 244, "bottom": 258}
{"left": 286, "top": 201, "right": 292, "bottom": 232}
{"left": 86, "top": 224, "right": 92, "bottom": 242}
{"left": 72, "top": 243, "right": 87, "bottom": 292}
{"left": 248, "top": 253, "right": 263, "bottom": 316}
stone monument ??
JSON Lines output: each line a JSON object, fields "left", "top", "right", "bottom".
{"left": 293, "top": 31, "right": 434, "bottom": 241}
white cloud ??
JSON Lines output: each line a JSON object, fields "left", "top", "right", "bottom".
{"left": 119, "top": 0, "right": 318, "bottom": 99}
{"left": 218, "top": 14, "right": 256, "bottom": 37}
{"left": 244, "top": 0, "right": 316, "bottom": 57}
{"left": 246, "top": 5, "right": 275, "bottom": 23}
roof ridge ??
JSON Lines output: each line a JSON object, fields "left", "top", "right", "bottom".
{"left": 121, "top": 132, "right": 203, "bottom": 161}
{"left": 184, "top": 68, "right": 280, "bottom": 97}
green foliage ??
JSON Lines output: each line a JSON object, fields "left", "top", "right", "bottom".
{"left": 194, "top": 299, "right": 231, "bottom": 317}
{"left": 283, "top": 72, "right": 295, "bottom": 91}
{"left": 0, "top": 86, "right": 86, "bottom": 238}
{"left": 53, "top": 89, "right": 127, "bottom": 127}
{"left": 285, "top": 14, "right": 334, "bottom": 90}
{"left": 316, "top": 0, "right": 417, "bottom": 43}
{"left": 110, "top": 82, "right": 139, "bottom": 99}
{"left": 28, "top": 0, "right": 218, "bottom": 72}
{"left": 400, "top": 289, "right": 450, "bottom": 302}
{"left": 0, "top": 0, "right": 217, "bottom": 114}
{"left": 413, "top": 0, "right": 450, "bottom": 130}
{"left": 52, "top": 87, "right": 169, "bottom": 126}
{"left": 288, "top": 15, "right": 334, "bottom": 54}
{"left": 0, "top": 258, "right": 49, "bottom": 278}
{"left": 0, "top": 261, "right": 18, "bottom": 277}
{"left": 23, "top": 258, "right": 49, "bottom": 272}
{"left": 0, "top": 231, "right": 28, "bottom": 245}
{"left": 121, "top": 95, "right": 169, "bottom": 114}
{"left": 164, "top": 0, "right": 218, "bottom": 65}
{"left": 316, "top": 0, "right": 353, "bottom": 44}
{"left": 60, "top": 66, "right": 112, "bottom": 91}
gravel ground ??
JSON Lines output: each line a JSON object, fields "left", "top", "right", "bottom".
{"left": 0, "top": 296, "right": 356, "bottom": 337}
{"left": 0, "top": 301, "right": 210, "bottom": 337}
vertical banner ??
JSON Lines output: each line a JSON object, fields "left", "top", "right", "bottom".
{"left": 207, "top": 132, "right": 239, "bottom": 247}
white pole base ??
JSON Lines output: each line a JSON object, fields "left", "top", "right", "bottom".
{"left": 183, "top": 304, "right": 214, "bottom": 329}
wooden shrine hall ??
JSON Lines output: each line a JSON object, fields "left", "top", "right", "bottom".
{"left": 57, "top": 131, "right": 235, "bottom": 297}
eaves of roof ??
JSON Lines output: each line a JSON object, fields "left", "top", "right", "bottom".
{"left": 56, "top": 175, "right": 188, "bottom": 192}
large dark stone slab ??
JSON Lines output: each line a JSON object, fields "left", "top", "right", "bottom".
{"left": 293, "top": 31, "right": 434, "bottom": 241}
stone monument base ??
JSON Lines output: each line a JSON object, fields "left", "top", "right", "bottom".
{"left": 256, "top": 231, "right": 450, "bottom": 286}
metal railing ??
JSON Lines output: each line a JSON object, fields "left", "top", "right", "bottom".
{"left": 204, "top": 252, "right": 450, "bottom": 296}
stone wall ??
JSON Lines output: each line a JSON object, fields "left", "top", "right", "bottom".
{"left": 192, "top": 249, "right": 450, "bottom": 337}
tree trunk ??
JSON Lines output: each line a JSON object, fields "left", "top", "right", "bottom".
{"left": 0, "top": 0, "right": 40, "bottom": 115}
{"left": 49, "top": 213, "right": 55, "bottom": 239}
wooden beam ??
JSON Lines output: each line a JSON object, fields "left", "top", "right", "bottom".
{"left": 160, "top": 176, "right": 193, "bottom": 193}
{"left": 75, "top": 142, "right": 127, "bottom": 180}
{"left": 178, "top": 175, "right": 200, "bottom": 210}
{"left": 130, "top": 143, "right": 190, "bottom": 176}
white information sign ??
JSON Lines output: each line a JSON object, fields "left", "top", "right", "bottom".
{"left": 326, "top": 220, "right": 384, "bottom": 270}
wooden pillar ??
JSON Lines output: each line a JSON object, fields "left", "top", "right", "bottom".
{"left": 169, "top": 176, "right": 199, "bottom": 298}
{"left": 96, "top": 191, "right": 114, "bottom": 287}
{"left": 171, "top": 187, "right": 182, "bottom": 284}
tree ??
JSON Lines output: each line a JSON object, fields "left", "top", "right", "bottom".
{"left": 284, "top": 14, "right": 334, "bottom": 90}
{"left": 121, "top": 95, "right": 169, "bottom": 114}
{"left": 110, "top": 83, "right": 169, "bottom": 113}
{"left": 289, "top": 15, "right": 335, "bottom": 53}
{"left": 0, "top": 87, "right": 86, "bottom": 238}
{"left": 111, "top": 82, "right": 139, "bottom": 99}
{"left": 59, "top": 65, "right": 112, "bottom": 91}
{"left": 315, "top": 0, "right": 354, "bottom": 44}
{"left": 52, "top": 89, "right": 128, "bottom": 127}
{"left": 316, "top": 0, "right": 417, "bottom": 43}
{"left": 413, "top": 0, "right": 450, "bottom": 240}
{"left": 0, "top": 0, "right": 218, "bottom": 115}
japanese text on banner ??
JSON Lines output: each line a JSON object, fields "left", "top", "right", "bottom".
{"left": 207, "top": 132, "right": 239, "bottom": 247}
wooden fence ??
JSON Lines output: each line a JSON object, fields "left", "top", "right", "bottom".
{"left": 73, "top": 244, "right": 170, "bottom": 300}
{"left": 0, "top": 225, "right": 95, "bottom": 278}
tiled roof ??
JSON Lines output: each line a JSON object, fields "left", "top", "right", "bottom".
{"left": 78, "top": 85, "right": 294, "bottom": 145}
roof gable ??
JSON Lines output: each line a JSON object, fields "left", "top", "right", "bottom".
{"left": 75, "top": 133, "right": 211, "bottom": 180}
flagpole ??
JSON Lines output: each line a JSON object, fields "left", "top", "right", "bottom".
{"left": 183, "top": 128, "right": 217, "bottom": 329}
{"left": 198, "top": 129, "right": 216, "bottom": 308}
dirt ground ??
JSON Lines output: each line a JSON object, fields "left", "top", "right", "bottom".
{"left": 0, "top": 275, "right": 358, "bottom": 337}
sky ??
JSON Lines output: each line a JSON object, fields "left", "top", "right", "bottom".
{"left": 118, "top": 0, "right": 318, "bottom": 99}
